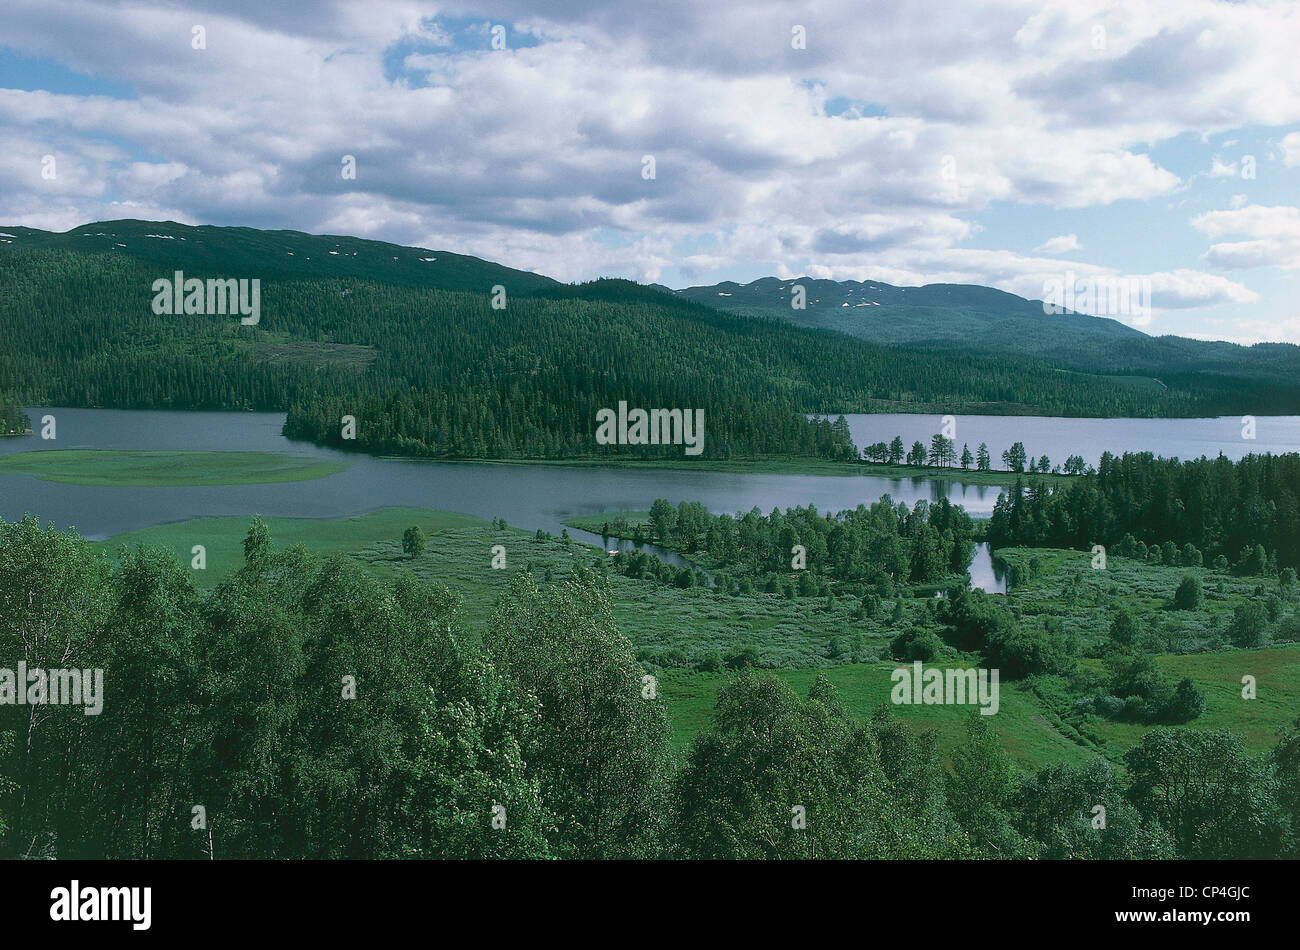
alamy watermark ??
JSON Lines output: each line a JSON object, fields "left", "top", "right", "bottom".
{"left": 0, "top": 663, "right": 104, "bottom": 715}
{"left": 1042, "top": 271, "right": 1151, "bottom": 325}
{"left": 891, "top": 661, "right": 999, "bottom": 715}
{"left": 595, "top": 401, "right": 705, "bottom": 456}
{"left": 151, "top": 271, "right": 260, "bottom": 325}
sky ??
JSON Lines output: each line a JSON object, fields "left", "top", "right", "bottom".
{"left": 1, "top": 0, "right": 1298, "bottom": 343}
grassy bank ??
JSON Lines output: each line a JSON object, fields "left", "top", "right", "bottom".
{"left": 0, "top": 449, "right": 347, "bottom": 486}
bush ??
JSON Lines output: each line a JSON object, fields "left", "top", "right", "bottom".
{"left": 1227, "top": 601, "right": 1269, "bottom": 648}
{"left": 401, "top": 524, "right": 426, "bottom": 558}
{"left": 890, "top": 627, "right": 942, "bottom": 662}
{"left": 696, "top": 650, "right": 723, "bottom": 672}
{"left": 1160, "top": 677, "right": 1207, "bottom": 723}
{"left": 987, "top": 626, "right": 1071, "bottom": 679}
{"left": 724, "top": 644, "right": 761, "bottom": 670}
{"left": 1236, "top": 544, "right": 1267, "bottom": 576}
{"left": 1121, "top": 695, "right": 1149, "bottom": 722}
{"left": 1114, "top": 533, "right": 1140, "bottom": 558}
{"left": 1109, "top": 609, "right": 1140, "bottom": 649}
{"left": 1173, "top": 574, "right": 1203, "bottom": 610}
{"left": 1095, "top": 694, "right": 1125, "bottom": 718}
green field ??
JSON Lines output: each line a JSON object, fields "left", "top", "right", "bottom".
{"left": 0, "top": 449, "right": 347, "bottom": 486}
{"left": 98, "top": 508, "right": 480, "bottom": 585}
{"left": 1081, "top": 648, "right": 1300, "bottom": 753}
{"left": 95, "top": 508, "right": 1300, "bottom": 779}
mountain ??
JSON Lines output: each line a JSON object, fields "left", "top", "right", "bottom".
{"left": 674, "top": 276, "right": 1142, "bottom": 352}
{"left": 674, "top": 276, "right": 1299, "bottom": 387}
{"left": 0, "top": 219, "right": 559, "bottom": 295}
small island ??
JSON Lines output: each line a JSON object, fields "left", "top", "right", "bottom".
{"left": 0, "top": 401, "right": 32, "bottom": 436}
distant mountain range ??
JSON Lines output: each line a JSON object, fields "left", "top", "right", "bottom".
{"left": 672, "top": 276, "right": 1298, "bottom": 385}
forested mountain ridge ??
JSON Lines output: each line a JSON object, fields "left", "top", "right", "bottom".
{"left": 676, "top": 275, "right": 1300, "bottom": 389}
{"left": 3, "top": 221, "right": 1299, "bottom": 463}
{"left": 0, "top": 219, "right": 559, "bottom": 294}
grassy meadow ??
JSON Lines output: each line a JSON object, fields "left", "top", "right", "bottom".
{"left": 0, "top": 449, "right": 347, "bottom": 486}
{"left": 95, "top": 507, "right": 1300, "bottom": 776}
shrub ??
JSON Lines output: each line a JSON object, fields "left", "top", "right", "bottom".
{"left": 1173, "top": 574, "right": 1203, "bottom": 610}
{"left": 1160, "top": 677, "right": 1207, "bottom": 723}
{"left": 724, "top": 644, "right": 761, "bottom": 670}
{"left": 1109, "top": 608, "right": 1140, "bottom": 649}
{"left": 696, "top": 650, "right": 723, "bottom": 673}
{"left": 889, "top": 627, "right": 942, "bottom": 662}
{"left": 1227, "top": 601, "right": 1269, "bottom": 648}
{"left": 401, "top": 524, "right": 426, "bottom": 558}
{"left": 1095, "top": 694, "right": 1125, "bottom": 718}
{"left": 1121, "top": 695, "right": 1149, "bottom": 722}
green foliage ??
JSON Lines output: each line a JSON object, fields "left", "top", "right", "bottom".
{"left": 1162, "top": 677, "right": 1207, "bottom": 724}
{"left": 1173, "top": 574, "right": 1203, "bottom": 610}
{"left": 3, "top": 506, "right": 1297, "bottom": 860}
{"left": 989, "top": 452, "right": 1300, "bottom": 571}
{"left": 1013, "top": 759, "right": 1174, "bottom": 859}
{"left": 401, "top": 525, "right": 426, "bottom": 558}
{"left": 0, "top": 400, "right": 30, "bottom": 435}
{"left": 672, "top": 673, "right": 962, "bottom": 858}
{"left": 485, "top": 570, "right": 671, "bottom": 858}
{"left": 242, "top": 515, "right": 271, "bottom": 561}
{"left": 947, "top": 715, "right": 1033, "bottom": 858}
{"left": 1124, "top": 729, "right": 1291, "bottom": 858}
{"left": 1227, "top": 600, "right": 1270, "bottom": 647}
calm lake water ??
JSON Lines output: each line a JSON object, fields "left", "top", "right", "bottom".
{"left": 837, "top": 413, "right": 1300, "bottom": 470}
{"left": 5, "top": 408, "right": 1296, "bottom": 593}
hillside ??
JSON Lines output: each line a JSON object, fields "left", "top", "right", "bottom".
{"left": 0, "top": 219, "right": 558, "bottom": 294}
{"left": 676, "top": 275, "right": 1300, "bottom": 388}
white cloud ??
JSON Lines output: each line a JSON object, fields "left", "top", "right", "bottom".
{"left": 1192, "top": 205, "right": 1300, "bottom": 270}
{"left": 1033, "top": 234, "right": 1081, "bottom": 254}
{"left": 1282, "top": 131, "right": 1300, "bottom": 167}
{"left": 1208, "top": 155, "right": 1237, "bottom": 177}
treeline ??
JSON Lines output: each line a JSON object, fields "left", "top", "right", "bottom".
{"left": 0, "top": 247, "right": 1242, "bottom": 465}
{"left": 2, "top": 515, "right": 1295, "bottom": 859}
{"left": 988, "top": 451, "right": 1300, "bottom": 569}
{"left": 624, "top": 495, "right": 976, "bottom": 589}
{"left": 861, "top": 434, "right": 1088, "bottom": 475}
{"left": 0, "top": 401, "right": 29, "bottom": 435}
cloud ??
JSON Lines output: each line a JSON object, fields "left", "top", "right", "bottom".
{"left": 1282, "top": 131, "right": 1300, "bottom": 167}
{"left": 0, "top": 0, "right": 1292, "bottom": 341}
{"left": 1033, "top": 234, "right": 1081, "bottom": 254}
{"left": 1192, "top": 205, "right": 1300, "bottom": 270}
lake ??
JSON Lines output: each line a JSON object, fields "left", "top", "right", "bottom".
{"left": 4, "top": 408, "right": 1295, "bottom": 593}
{"left": 835, "top": 413, "right": 1300, "bottom": 470}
